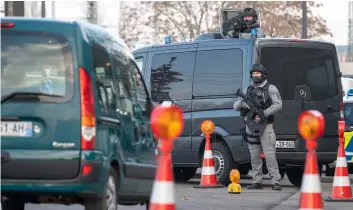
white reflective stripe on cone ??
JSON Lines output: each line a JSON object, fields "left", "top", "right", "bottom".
{"left": 301, "top": 174, "right": 322, "bottom": 193}
{"left": 333, "top": 176, "right": 351, "bottom": 186}
{"left": 203, "top": 150, "right": 213, "bottom": 159}
{"left": 150, "top": 181, "right": 175, "bottom": 204}
{"left": 336, "top": 157, "right": 348, "bottom": 167}
{"left": 201, "top": 166, "right": 216, "bottom": 176}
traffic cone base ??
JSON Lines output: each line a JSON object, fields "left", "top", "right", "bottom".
{"left": 325, "top": 142, "right": 353, "bottom": 202}
{"left": 194, "top": 142, "right": 224, "bottom": 188}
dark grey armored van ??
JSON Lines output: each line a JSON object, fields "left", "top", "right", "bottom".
{"left": 133, "top": 38, "right": 342, "bottom": 186}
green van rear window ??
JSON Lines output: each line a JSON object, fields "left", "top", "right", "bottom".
{"left": 1, "top": 30, "right": 74, "bottom": 102}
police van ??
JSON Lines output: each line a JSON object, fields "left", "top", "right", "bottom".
{"left": 133, "top": 10, "right": 343, "bottom": 187}
{"left": 344, "top": 97, "right": 353, "bottom": 173}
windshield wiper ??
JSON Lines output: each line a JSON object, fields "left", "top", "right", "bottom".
{"left": 1, "top": 92, "right": 63, "bottom": 104}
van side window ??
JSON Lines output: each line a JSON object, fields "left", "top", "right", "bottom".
{"left": 193, "top": 49, "right": 243, "bottom": 97}
{"left": 129, "top": 60, "right": 149, "bottom": 115}
{"left": 113, "top": 55, "right": 134, "bottom": 116}
{"left": 151, "top": 52, "right": 195, "bottom": 102}
{"left": 92, "top": 45, "right": 117, "bottom": 114}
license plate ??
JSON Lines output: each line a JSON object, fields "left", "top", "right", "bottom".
{"left": 275, "top": 141, "right": 295, "bottom": 148}
{"left": 1, "top": 121, "right": 33, "bottom": 137}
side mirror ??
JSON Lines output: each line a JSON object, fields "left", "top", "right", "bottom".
{"left": 345, "top": 127, "right": 353, "bottom": 132}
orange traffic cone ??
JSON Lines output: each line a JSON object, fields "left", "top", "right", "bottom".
{"left": 299, "top": 145, "right": 324, "bottom": 209}
{"left": 149, "top": 154, "right": 176, "bottom": 210}
{"left": 194, "top": 134, "right": 223, "bottom": 188}
{"left": 325, "top": 136, "right": 353, "bottom": 202}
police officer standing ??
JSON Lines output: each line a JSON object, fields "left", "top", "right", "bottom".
{"left": 233, "top": 64, "right": 282, "bottom": 190}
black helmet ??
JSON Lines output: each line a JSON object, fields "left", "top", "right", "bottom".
{"left": 242, "top": 8, "right": 257, "bottom": 24}
{"left": 250, "top": 64, "right": 267, "bottom": 76}
{"left": 243, "top": 8, "right": 257, "bottom": 18}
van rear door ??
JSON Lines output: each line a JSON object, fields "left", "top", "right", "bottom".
{"left": 258, "top": 40, "right": 341, "bottom": 152}
{"left": 1, "top": 20, "right": 80, "bottom": 179}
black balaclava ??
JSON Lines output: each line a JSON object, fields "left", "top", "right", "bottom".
{"left": 250, "top": 64, "right": 267, "bottom": 84}
{"left": 242, "top": 8, "right": 257, "bottom": 25}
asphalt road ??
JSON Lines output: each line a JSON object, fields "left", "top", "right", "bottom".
{"left": 15, "top": 174, "right": 353, "bottom": 210}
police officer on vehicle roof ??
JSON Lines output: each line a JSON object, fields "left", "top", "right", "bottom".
{"left": 227, "top": 7, "right": 265, "bottom": 38}
{"left": 233, "top": 64, "right": 282, "bottom": 190}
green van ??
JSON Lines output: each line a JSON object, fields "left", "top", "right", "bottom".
{"left": 1, "top": 18, "right": 156, "bottom": 210}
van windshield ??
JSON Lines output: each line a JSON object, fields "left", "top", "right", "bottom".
{"left": 344, "top": 103, "right": 353, "bottom": 127}
{"left": 1, "top": 30, "right": 74, "bottom": 102}
{"left": 259, "top": 44, "right": 338, "bottom": 101}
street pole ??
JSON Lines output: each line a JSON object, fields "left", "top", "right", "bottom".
{"left": 301, "top": 1, "right": 308, "bottom": 39}
{"left": 41, "top": 1, "right": 46, "bottom": 18}
{"left": 5, "top": 1, "right": 13, "bottom": 16}
{"left": 51, "top": 1, "right": 55, "bottom": 19}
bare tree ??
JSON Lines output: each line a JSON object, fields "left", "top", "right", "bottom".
{"left": 119, "top": 1, "right": 332, "bottom": 48}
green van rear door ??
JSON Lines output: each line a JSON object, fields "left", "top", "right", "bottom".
{"left": 1, "top": 19, "right": 81, "bottom": 179}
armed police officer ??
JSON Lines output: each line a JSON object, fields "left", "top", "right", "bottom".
{"left": 227, "top": 7, "right": 265, "bottom": 38}
{"left": 233, "top": 64, "right": 282, "bottom": 190}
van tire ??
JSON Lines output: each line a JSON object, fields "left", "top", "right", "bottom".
{"left": 84, "top": 168, "right": 118, "bottom": 210}
{"left": 286, "top": 167, "right": 304, "bottom": 187}
{"left": 287, "top": 165, "right": 322, "bottom": 187}
{"left": 174, "top": 167, "right": 197, "bottom": 182}
{"left": 2, "top": 197, "right": 25, "bottom": 210}
{"left": 212, "top": 141, "right": 233, "bottom": 186}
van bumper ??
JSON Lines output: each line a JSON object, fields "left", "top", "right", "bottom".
{"left": 276, "top": 152, "right": 337, "bottom": 166}
{"left": 1, "top": 152, "right": 109, "bottom": 199}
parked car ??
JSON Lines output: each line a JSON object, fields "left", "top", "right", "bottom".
{"left": 1, "top": 18, "right": 156, "bottom": 210}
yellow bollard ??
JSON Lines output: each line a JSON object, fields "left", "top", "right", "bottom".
{"left": 227, "top": 169, "right": 242, "bottom": 194}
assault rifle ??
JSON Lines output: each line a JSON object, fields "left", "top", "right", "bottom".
{"left": 235, "top": 88, "right": 266, "bottom": 135}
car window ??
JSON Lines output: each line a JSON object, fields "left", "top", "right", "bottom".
{"left": 92, "top": 45, "right": 117, "bottom": 115}
{"left": 1, "top": 30, "right": 74, "bottom": 102}
{"left": 129, "top": 60, "right": 149, "bottom": 115}
{"left": 260, "top": 46, "right": 338, "bottom": 101}
{"left": 135, "top": 57, "right": 144, "bottom": 73}
{"left": 151, "top": 52, "right": 195, "bottom": 102}
{"left": 344, "top": 103, "right": 353, "bottom": 126}
{"left": 113, "top": 53, "right": 134, "bottom": 116}
{"left": 193, "top": 48, "right": 243, "bottom": 97}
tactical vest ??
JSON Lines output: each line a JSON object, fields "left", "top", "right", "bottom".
{"left": 246, "top": 82, "right": 274, "bottom": 123}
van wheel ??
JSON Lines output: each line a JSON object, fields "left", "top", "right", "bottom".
{"left": 286, "top": 165, "right": 322, "bottom": 187}
{"left": 85, "top": 169, "right": 118, "bottom": 210}
{"left": 174, "top": 167, "right": 197, "bottom": 182}
{"left": 2, "top": 197, "right": 25, "bottom": 210}
{"left": 286, "top": 167, "right": 304, "bottom": 187}
{"left": 212, "top": 141, "right": 233, "bottom": 186}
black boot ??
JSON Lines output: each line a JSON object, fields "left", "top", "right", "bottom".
{"left": 272, "top": 183, "right": 282, "bottom": 191}
{"left": 246, "top": 183, "right": 263, "bottom": 189}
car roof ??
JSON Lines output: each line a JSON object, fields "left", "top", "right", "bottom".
{"left": 1, "top": 17, "right": 134, "bottom": 62}
{"left": 344, "top": 97, "right": 353, "bottom": 103}
{"left": 1, "top": 17, "right": 131, "bottom": 51}
{"left": 132, "top": 37, "right": 335, "bottom": 55}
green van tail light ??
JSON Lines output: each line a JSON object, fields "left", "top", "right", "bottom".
{"left": 1, "top": 22, "right": 15, "bottom": 28}
{"left": 79, "top": 67, "right": 96, "bottom": 150}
